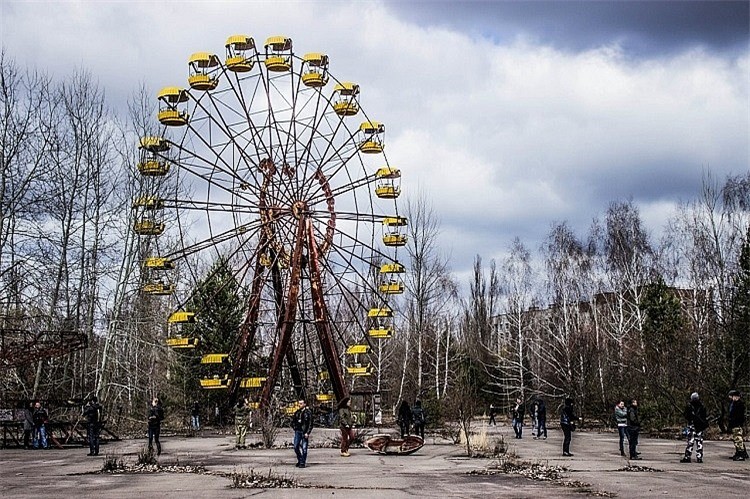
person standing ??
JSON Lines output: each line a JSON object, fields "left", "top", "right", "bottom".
{"left": 191, "top": 401, "right": 201, "bottom": 431}
{"left": 22, "top": 401, "right": 34, "bottom": 450}
{"left": 32, "top": 401, "right": 49, "bottom": 449}
{"left": 338, "top": 396, "right": 354, "bottom": 457}
{"left": 234, "top": 398, "right": 251, "bottom": 449}
{"left": 614, "top": 400, "right": 628, "bottom": 456}
{"left": 412, "top": 400, "right": 426, "bottom": 440}
{"left": 291, "top": 399, "right": 313, "bottom": 468}
{"left": 397, "top": 400, "right": 412, "bottom": 438}
{"left": 83, "top": 396, "right": 102, "bottom": 456}
{"left": 147, "top": 397, "right": 164, "bottom": 456}
{"left": 728, "top": 390, "right": 748, "bottom": 461}
{"left": 680, "top": 392, "right": 709, "bottom": 463}
{"left": 534, "top": 398, "right": 547, "bottom": 440}
{"left": 560, "top": 398, "right": 577, "bottom": 456}
{"left": 627, "top": 399, "right": 642, "bottom": 460}
{"left": 488, "top": 404, "right": 497, "bottom": 426}
{"left": 511, "top": 398, "right": 525, "bottom": 439}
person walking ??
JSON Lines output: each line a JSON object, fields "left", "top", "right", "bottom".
{"left": 680, "top": 392, "right": 709, "bottom": 463}
{"left": 511, "top": 398, "right": 525, "bottom": 439}
{"left": 728, "top": 390, "right": 748, "bottom": 461}
{"left": 488, "top": 404, "right": 497, "bottom": 426}
{"left": 234, "top": 397, "right": 251, "bottom": 449}
{"left": 412, "top": 400, "right": 426, "bottom": 440}
{"left": 534, "top": 398, "right": 548, "bottom": 440}
{"left": 397, "top": 400, "right": 412, "bottom": 438}
{"left": 32, "top": 401, "right": 49, "bottom": 449}
{"left": 338, "top": 396, "right": 354, "bottom": 457}
{"left": 191, "top": 401, "right": 201, "bottom": 431}
{"left": 560, "top": 398, "right": 577, "bottom": 456}
{"left": 614, "top": 400, "right": 628, "bottom": 456}
{"left": 627, "top": 399, "right": 642, "bottom": 460}
{"left": 83, "top": 396, "right": 102, "bottom": 456}
{"left": 22, "top": 401, "right": 34, "bottom": 450}
{"left": 147, "top": 397, "right": 164, "bottom": 456}
{"left": 291, "top": 399, "right": 313, "bottom": 468}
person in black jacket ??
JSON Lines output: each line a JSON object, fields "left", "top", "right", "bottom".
{"left": 511, "top": 398, "right": 525, "bottom": 439}
{"left": 627, "top": 399, "right": 642, "bottom": 460}
{"left": 534, "top": 398, "right": 548, "bottom": 440}
{"left": 147, "top": 397, "right": 165, "bottom": 455}
{"left": 291, "top": 399, "right": 313, "bottom": 468}
{"left": 397, "top": 400, "right": 412, "bottom": 438}
{"left": 32, "top": 401, "right": 49, "bottom": 449}
{"left": 680, "top": 392, "right": 708, "bottom": 463}
{"left": 412, "top": 400, "right": 426, "bottom": 439}
{"left": 83, "top": 396, "right": 102, "bottom": 456}
{"left": 560, "top": 398, "right": 577, "bottom": 456}
{"left": 727, "top": 390, "right": 747, "bottom": 461}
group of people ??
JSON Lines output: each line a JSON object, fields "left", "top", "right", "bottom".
{"left": 613, "top": 390, "right": 748, "bottom": 463}
{"left": 396, "top": 399, "right": 427, "bottom": 439}
{"left": 22, "top": 401, "right": 50, "bottom": 450}
{"left": 505, "top": 397, "right": 549, "bottom": 440}
{"left": 490, "top": 389, "right": 748, "bottom": 462}
{"left": 614, "top": 398, "right": 641, "bottom": 459}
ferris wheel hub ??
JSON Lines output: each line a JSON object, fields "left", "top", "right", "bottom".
{"left": 291, "top": 200, "right": 308, "bottom": 220}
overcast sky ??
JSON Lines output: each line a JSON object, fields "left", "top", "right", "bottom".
{"left": 2, "top": 1, "right": 748, "bottom": 281}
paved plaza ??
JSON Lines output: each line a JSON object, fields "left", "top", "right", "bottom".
{"left": 1, "top": 424, "right": 748, "bottom": 498}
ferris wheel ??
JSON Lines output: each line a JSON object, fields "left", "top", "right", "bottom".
{"left": 133, "top": 35, "right": 407, "bottom": 409}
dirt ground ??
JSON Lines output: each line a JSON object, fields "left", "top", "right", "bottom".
{"left": 1, "top": 423, "right": 748, "bottom": 498}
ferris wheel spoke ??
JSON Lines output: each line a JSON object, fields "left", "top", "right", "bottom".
{"left": 189, "top": 93, "right": 262, "bottom": 178}
{"left": 169, "top": 140, "right": 262, "bottom": 202}
{"left": 166, "top": 218, "right": 263, "bottom": 261}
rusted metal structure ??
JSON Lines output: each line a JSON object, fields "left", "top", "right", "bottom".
{"left": 0, "top": 327, "right": 87, "bottom": 369}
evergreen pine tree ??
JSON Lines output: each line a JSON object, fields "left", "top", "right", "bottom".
{"left": 171, "top": 256, "right": 246, "bottom": 421}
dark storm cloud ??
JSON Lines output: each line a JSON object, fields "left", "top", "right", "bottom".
{"left": 388, "top": 1, "right": 749, "bottom": 55}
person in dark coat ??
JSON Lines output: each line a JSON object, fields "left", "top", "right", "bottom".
{"left": 534, "top": 398, "right": 547, "bottom": 440}
{"left": 338, "top": 396, "right": 354, "bottom": 457}
{"left": 147, "top": 397, "right": 165, "bottom": 455}
{"left": 560, "top": 398, "right": 577, "bottom": 456}
{"left": 397, "top": 400, "right": 412, "bottom": 438}
{"left": 291, "top": 399, "right": 313, "bottom": 467}
{"left": 627, "top": 398, "right": 642, "bottom": 460}
{"left": 32, "top": 401, "right": 49, "bottom": 449}
{"left": 488, "top": 404, "right": 497, "bottom": 426}
{"left": 728, "top": 390, "right": 748, "bottom": 461}
{"left": 412, "top": 400, "right": 426, "bottom": 440}
{"left": 681, "top": 392, "right": 709, "bottom": 463}
{"left": 83, "top": 396, "right": 102, "bottom": 456}
{"left": 511, "top": 398, "right": 525, "bottom": 439}
{"left": 22, "top": 401, "right": 34, "bottom": 449}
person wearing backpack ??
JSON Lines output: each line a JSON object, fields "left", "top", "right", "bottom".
{"left": 681, "top": 392, "right": 709, "bottom": 463}
{"left": 412, "top": 399, "right": 426, "bottom": 440}
{"left": 83, "top": 396, "right": 102, "bottom": 456}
